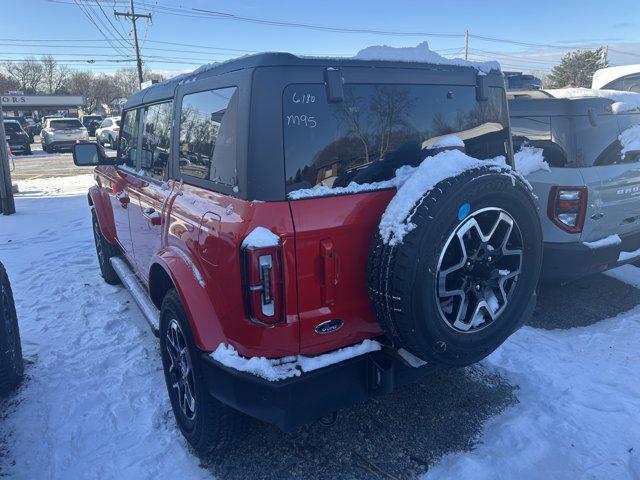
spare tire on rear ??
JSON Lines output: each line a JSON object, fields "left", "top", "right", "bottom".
{"left": 368, "top": 166, "right": 542, "bottom": 367}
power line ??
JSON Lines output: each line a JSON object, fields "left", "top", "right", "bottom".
{"left": 71, "top": 0, "right": 130, "bottom": 57}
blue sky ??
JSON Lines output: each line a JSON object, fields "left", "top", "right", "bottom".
{"left": 1, "top": 0, "right": 639, "bottom": 74}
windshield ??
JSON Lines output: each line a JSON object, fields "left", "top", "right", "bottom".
{"left": 49, "top": 119, "right": 83, "bottom": 130}
{"left": 283, "top": 83, "right": 510, "bottom": 195}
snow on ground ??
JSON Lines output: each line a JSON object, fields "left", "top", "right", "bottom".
{"left": 0, "top": 176, "right": 208, "bottom": 479}
{"left": 424, "top": 268, "right": 640, "bottom": 480}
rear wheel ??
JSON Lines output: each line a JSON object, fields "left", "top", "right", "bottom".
{"left": 368, "top": 166, "right": 542, "bottom": 367}
{"left": 160, "top": 289, "right": 240, "bottom": 453}
{"left": 92, "top": 209, "right": 120, "bottom": 285}
{"left": 0, "top": 262, "right": 23, "bottom": 394}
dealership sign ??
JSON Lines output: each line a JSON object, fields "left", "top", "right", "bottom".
{"left": 0, "top": 95, "right": 86, "bottom": 107}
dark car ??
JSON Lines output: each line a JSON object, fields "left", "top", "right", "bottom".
{"left": 3, "top": 120, "right": 32, "bottom": 155}
{"left": 72, "top": 52, "right": 542, "bottom": 453}
{"left": 0, "top": 262, "right": 23, "bottom": 394}
{"left": 81, "top": 115, "right": 104, "bottom": 136}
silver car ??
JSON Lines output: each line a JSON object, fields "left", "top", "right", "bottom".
{"left": 41, "top": 118, "right": 89, "bottom": 153}
{"left": 509, "top": 90, "right": 640, "bottom": 282}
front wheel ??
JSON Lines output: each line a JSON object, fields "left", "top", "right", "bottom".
{"left": 160, "top": 289, "right": 240, "bottom": 453}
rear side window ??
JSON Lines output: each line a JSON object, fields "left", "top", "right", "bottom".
{"left": 178, "top": 87, "right": 239, "bottom": 187}
{"left": 140, "top": 101, "right": 173, "bottom": 181}
{"left": 511, "top": 116, "right": 569, "bottom": 167}
{"left": 118, "top": 109, "right": 140, "bottom": 168}
{"left": 575, "top": 115, "right": 627, "bottom": 166}
{"left": 49, "top": 119, "right": 82, "bottom": 130}
{"left": 283, "top": 84, "right": 510, "bottom": 195}
{"left": 101, "top": 119, "right": 111, "bottom": 127}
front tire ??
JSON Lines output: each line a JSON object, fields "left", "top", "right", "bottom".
{"left": 160, "top": 289, "right": 239, "bottom": 453}
{"left": 92, "top": 209, "right": 120, "bottom": 285}
{"left": 0, "top": 262, "right": 23, "bottom": 394}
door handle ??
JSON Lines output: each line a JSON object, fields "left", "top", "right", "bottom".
{"left": 115, "top": 190, "right": 129, "bottom": 206}
{"left": 142, "top": 207, "right": 162, "bottom": 226}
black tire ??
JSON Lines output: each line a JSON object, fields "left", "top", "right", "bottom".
{"left": 160, "top": 289, "right": 239, "bottom": 453}
{"left": 42, "top": 143, "right": 49, "bottom": 153}
{"left": 368, "top": 166, "right": 543, "bottom": 367}
{"left": 0, "top": 262, "right": 23, "bottom": 394}
{"left": 92, "top": 209, "right": 120, "bottom": 285}
{"left": 109, "top": 135, "right": 117, "bottom": 150}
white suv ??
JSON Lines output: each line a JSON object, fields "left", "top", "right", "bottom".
{"left": 95, "top": 117, "right": 121, "bottom": 149}
{"left": 41, "top": 118, "right": 88, "bottom": 153}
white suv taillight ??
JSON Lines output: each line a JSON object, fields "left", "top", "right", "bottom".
{"left": 548, "top": 186, "right": 587, "bottom": 233}
{"left": 242, "top": 245, "right": 283, "bottom": 325}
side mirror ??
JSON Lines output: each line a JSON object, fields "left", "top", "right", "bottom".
{"left": 72, "top": 142, "right": 117, "bottom": 167}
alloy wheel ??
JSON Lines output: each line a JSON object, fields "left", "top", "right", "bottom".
{"left": 165, "top": 319, "right": 197, "bottom": 421}
{"left": 436, "top": 207, "right": 523, "bottom": 333}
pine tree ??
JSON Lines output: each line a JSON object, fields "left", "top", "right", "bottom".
{"left": 547, "top": 47, "right": 609, "bottom": 88}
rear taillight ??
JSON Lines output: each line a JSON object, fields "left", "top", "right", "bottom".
{"left": 242, "top": 245, "right": 283, "bottom": 325}
{"left": 113, "top": 126, "right": 120, "bottom": 132}
{"left": 548, "top": 186, "right": 587, "bottom": 233}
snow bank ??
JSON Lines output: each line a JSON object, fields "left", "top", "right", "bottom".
{"left": 241, "top": 226, "right": 281, "bottom": 248}
{"left": 211, "top": 339, "right": 381, "bottom": 381}
{"left": 0, "top": 175, "right": 207, "bottom": 479}
{"left": 514, "top": 146, "right": 550, "bottom": 176}
{"left": 546, "top": 87, "right": 640, "bottom": 114}
{"left": 354, "top": 41, "right": 500, "bottom": 73}
{"left": 424, "top": 275, "right": 640, "bottom": 480}
{"left": 619, "top": 247, "right": 640, "bottom": 262}
{"left": 378, "top": 150, "right": 509, "bottom": 246}
{"left": 619, "top": 124, "right": 640, "bottom": 159}
{"left": 583, "top": 234, "right": 622, "bottom": 249}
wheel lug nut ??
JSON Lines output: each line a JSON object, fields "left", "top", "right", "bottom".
{"left": 487, "top": 256, "right": 492, "bottom": 262}
{"left": 475, "top": 284, "right": 481, "bottom": 291}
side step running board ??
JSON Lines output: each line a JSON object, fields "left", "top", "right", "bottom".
{"left": 110, "top": 257, "right": 160, "bottom": 336}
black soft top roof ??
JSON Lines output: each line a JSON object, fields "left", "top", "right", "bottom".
{"left": 508, "top": 90, "right": 615, "bottom": 116}
{"left": 124, "top": 52, "right": 499, "bottom": 109}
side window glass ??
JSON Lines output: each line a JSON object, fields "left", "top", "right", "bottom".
{"left": 511, "top": 116, "right": 568, "bottom": 167}
{"left": 178, "top": 87, "right": 238, "bottom": 187}
{"left": 140, "top": 101, "right": 173, "bottom": 181}
{"left": 118, "top": 109, "right": 140, "bottom": 168}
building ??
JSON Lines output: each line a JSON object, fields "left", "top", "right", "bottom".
{"left": 0, "top": 92, "right": 86, "bottom": 119}
{"left": 592, "top": 64, "right": 640, "bottom": 92}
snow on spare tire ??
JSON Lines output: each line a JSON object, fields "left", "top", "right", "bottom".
{"left": 368, "top": 147, "right": 542, "bottom": 367}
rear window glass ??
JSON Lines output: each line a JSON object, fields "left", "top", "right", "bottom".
{"left": 49, "top": 119, "right": 82, "bottom": 130}
{"left": 178, "top": 87, "right": 238, "bottom": 187}
{"left": 4, "top": 122, "right": 21, "bottom": 134}
{"left": 283, "top": 84, "right": 510, "bottom": 195}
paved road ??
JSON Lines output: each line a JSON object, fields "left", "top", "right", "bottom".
{"left": 9, "top": 138, "right": 113, "bottom": 181}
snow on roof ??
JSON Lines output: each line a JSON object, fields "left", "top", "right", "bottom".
{"left": 425, "top": 134, "right": 466, "bottom": 150}
{"left": 545, "top": 88, "right": 640, "bottom": 114}
{"left": 354, "top": 41, "right": 500, "bottom": 73}
{"left": 592, "top": 64, "right": 640, "bottom": 90}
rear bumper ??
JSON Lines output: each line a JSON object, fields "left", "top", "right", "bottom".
{"left": 542, "top": 232, "right": 640, "bottom": 282}
{"left": 45, "top": 140, "right": 81, "bottom": 151}
{"left": 200, "top": 346, "right": 436, "bottom": 432}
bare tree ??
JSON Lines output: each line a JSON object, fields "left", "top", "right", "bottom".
{"left": 0, "top": 72, "right": 19, "bottom": 93}
{"left": 2, "top": 58, "right": 43, "bottom": 93}
{"left": 40, "top": 56, "right": 70, "bottom": 94}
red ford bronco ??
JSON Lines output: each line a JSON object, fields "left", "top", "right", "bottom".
{"left": 73, "top": 53, "right": 542, "bottom": 452}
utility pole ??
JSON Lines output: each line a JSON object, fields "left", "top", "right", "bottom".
{"left": 115, "top": 0, "right": 152, "bottom": 89}
{"left": 0, "top": 100, "right": 16, "bottom": 215}
{"left": 465, "top": 30, "right": 469, "bottom": 60}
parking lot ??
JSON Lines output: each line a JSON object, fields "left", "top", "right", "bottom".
{"left": 8, "top": 137, "right": 102, "bottom": 181}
